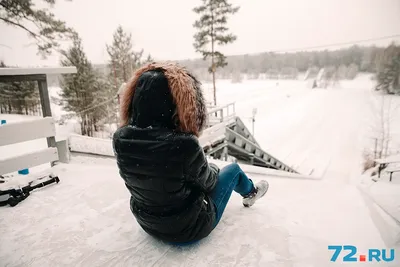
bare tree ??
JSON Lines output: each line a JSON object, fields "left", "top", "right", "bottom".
{"left": 369, "top": 93, "right": 398, "bottom": 163}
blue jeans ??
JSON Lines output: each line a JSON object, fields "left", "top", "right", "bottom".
{"left": 170, "top": 163, "right": 254, "bottom": 246}
{"left": 210, "top": 163, "right": 254, "bottom": 227}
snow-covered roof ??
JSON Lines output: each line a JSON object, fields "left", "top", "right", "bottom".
{"left": 0, "top": 67, "right": 77, "bottom": 76}
{"left": 0, "top": 156, "right": 392, "bottom": 266}
{"left": 375, "top": 154, "right": 400, "bottom": 164}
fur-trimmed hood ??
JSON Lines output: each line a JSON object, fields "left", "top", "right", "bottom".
{"left": 119, "top": 62, "right": 207, "bottom": 137}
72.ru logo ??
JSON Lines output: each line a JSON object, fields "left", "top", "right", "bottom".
{"left": 328, "top": 245, "right": 395, "bottom": 262}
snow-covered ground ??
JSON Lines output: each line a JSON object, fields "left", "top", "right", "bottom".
{"left": 358, "top": 166, "right": 400, "bottom": 244}
{"left": 1, "top": 75, "right": 400, "bottom": 266}
{"left": 0, "top": 158, "right": 395, "bottom": 266}
{"left": 203, "top": 75, "right": 382, "bottom": 180}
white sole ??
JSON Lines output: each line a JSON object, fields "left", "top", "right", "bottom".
{"left": 243, "top": 182, "right": 269, "bottom": 207}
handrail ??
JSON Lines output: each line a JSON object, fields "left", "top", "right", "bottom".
{"left": 207, "top": 102, "right": 235, "bottom": 115}
{"left": 207, "top": 102, "right": 236, "bottom": 124}
{"left": 225, "top": 127, "right": 297, "bottom": 173}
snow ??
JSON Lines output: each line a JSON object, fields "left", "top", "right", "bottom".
{"left": 376, "top": 155, "right": 400, "bottom": 164}
{"left": 359, "top": 168, "right": 400, "bottom": 223}
{"left": 48, "top": 86, "right": 68, "bottom": 121}
{"left": 202, "top": 75, "right": 376, "bottom": 180}
{"left": 69, "top": 134, "right": 114, "bottom": 157}
{"left": 357, "top": 169, "right": 400, "bottom": 248}
{"left": 0, "top": 159, "right": 395, "bottom": 267}
{"left": 1, "top": 75, "right": 400, "bottom": 266}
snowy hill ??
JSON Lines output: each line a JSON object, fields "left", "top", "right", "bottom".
{"left": 0, "top": 157, "right": 397, "bottom": 267}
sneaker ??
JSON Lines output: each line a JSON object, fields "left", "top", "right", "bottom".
{"left": 242, "top": 180, "right": 269, "bottom": 207}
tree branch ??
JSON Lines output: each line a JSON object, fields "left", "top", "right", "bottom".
{"left": 0, "top": 16, "right": 38, "bottom": 38}
{"left": 0, "top": 43, "right": 12, "bottom": 49}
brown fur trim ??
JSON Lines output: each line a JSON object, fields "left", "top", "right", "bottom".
{"left": 120, "top": 62, "right": 207, "bottom": 136}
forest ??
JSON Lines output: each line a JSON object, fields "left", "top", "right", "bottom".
{"left": 179, "top": 45, "right": 386, "bottom": 80}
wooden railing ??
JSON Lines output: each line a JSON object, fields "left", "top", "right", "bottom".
{"left": 225, "top": 127, "right": 297, "bottom": 173}
{"left": 0, "top": 117, "right": 59, "bottom": 175}
{"left": 207, "top": 102, "right": 236, "bottom": 126}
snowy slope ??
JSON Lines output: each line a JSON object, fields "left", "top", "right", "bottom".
{"left": 0, "top": 159, "right": 396, "bottom": 267}
{"left": 359, "top": 169, "right": 400, "bottom": 224}
{"left": 203, "top": 75, "right": 375, "bottom": 180}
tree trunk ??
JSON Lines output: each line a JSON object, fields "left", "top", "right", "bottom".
{"left": 80, "top": 120, "right": 85, "bottom": 136}
{"left": 87, "top": 115, "right": 91, "bottom": 137}
{"left": 122, "top": 59, "right": 127, "bottom": 82}
{"left": 91, "top": 117, "right": 96, "bottom": 136}
{"left": 210, "top": 5, "right": 217, "bottom": 106}
{"left": 94, "top": 117, "right": 98, "bottom": 132}
{"left": 379, "top": 95, "right": 386, "bottom": 159}
{"left": 212, "top": 70, "right": 216, "bottom": 106}
{"left": 112, "top": 62, "right": 118, "bottom": 89}
{"left": 90, "top": 115, "right": 94, "bottom": 137}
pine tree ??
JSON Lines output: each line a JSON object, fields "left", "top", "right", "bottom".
{"left": 346, "top": 63, "right": 359, "bottom": 80}
{"left": 0, "top": 0, "right": 75, "bottom": 57}
{"left": 106, "top": 26, "right": 141, "bottom": 85}
{"left": 0, "top": 61, "right": 41, "bottom": 115}
{"left": 143, "top": 54, "right": 154, "bottom": 64}
{"left": 376, "top": 44, "right": 400, "bottom": 94}
{"left": 133, "top": 49, "right": 144, "bottom": 68}
{"left": 193, "top": 0, "right": 239, "bottom": 105}
{"left": 106, "top": 26, "right": 148, "bottom": 130}
{"left": 60, "top": 34, "right": 101, "bottom": 136}
{"left": 337, "top": 64, "right": 348, "bottom": 79}
{"left": 0, "top": 61, "right": 9, "bottom": 113}
{"left": 93, "top": 69, "right": 118, "bottom": 134}
{"left": 231, "top": 69, "right": 242, "bottom": 83}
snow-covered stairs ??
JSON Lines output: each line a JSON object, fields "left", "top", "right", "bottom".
{"left": 200, "top": 116, "right": 298, "bottom": 174}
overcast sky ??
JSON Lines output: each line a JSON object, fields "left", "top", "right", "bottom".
{"left": 1, "top": 0, "right": 400, "bottom": 67}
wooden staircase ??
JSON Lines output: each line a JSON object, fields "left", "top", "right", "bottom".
{"left": 200, "top": 102, "right": 298, "bottom": 174}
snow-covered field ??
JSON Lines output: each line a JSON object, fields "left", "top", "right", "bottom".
{"left": 1, "top": 75, "right": 400, "bottom": 266}
{"left": 203, "top": 75, "right": 392, "bottom": 181}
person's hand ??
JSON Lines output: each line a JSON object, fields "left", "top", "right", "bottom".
{"left": 209, "top": 163, "right": 220, "bottom": 174}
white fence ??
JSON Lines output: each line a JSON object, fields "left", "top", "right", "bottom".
{"left": 66, "top": 103, "right": 238, "bottom": 157}
{"left": 69, "top": 134, "right": 114, "bottom": 157}
{"left": 68, "top": 122, "right": 232, "bottom": 158}
{"left": 0, "top": 117, "right": 59, "bottom": 176}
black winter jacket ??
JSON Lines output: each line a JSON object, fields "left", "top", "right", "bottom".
{"left": 114, "top": 63, "right": 218, "bottom": 243}
{"left": 113, "top": 126, "right": 219, "bottom": 243}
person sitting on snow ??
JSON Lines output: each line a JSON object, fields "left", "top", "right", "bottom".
{"left": 113, "top": 62, "right": 269, "bottom": 245}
